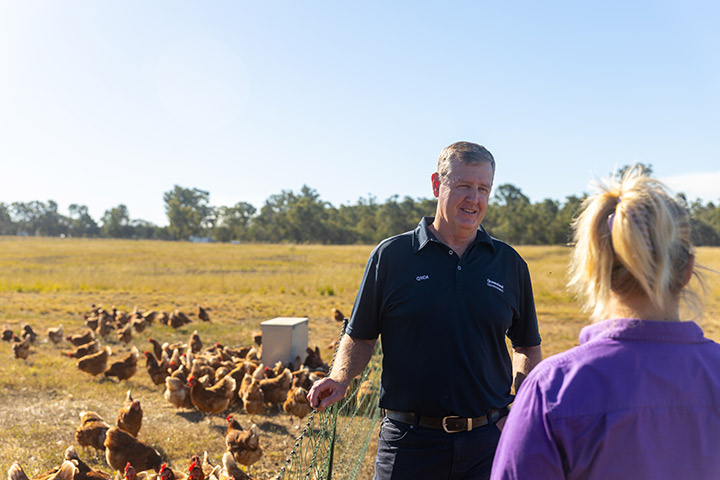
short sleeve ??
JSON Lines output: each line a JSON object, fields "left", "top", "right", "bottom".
{"left": 345, "top": 248, "right": 383, "bottom": 340}
{"left": 507, "top": 259, "right": 541, "bottom": 348}
{"left": 490, "top": 368, "right": 564, "bottom": 479}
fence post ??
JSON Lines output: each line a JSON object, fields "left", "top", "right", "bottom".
{"left": 326, "top": 318, "right": 348, "bottom": 479}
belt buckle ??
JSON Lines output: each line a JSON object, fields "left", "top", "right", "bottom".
{"left": 441, "top": 415, "right": 471, "bottom": 433}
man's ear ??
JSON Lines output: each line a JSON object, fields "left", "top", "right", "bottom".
{"left": 431, "top": 173, "right": 440, "bottom": 198}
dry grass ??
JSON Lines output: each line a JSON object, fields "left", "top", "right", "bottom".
{"left": 1, "top": 238, "right": 719, "bottom": 479}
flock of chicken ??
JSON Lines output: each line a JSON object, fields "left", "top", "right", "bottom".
{"left": 10, "top": 396, "right": 263, "bottom": 480}
{"left": 3, "top": 304, "right": 346, "bottom": 480}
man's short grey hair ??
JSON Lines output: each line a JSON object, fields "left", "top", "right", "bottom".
{"left": 437, "top": 141, "right": 495, "bottom": 183}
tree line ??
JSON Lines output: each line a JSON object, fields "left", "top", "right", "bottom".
{"left": 2, "top": 173, "right": 720, "bottom": 246}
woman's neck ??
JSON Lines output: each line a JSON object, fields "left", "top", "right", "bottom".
{"left": 606, "top": 294, "right": 681, "bottom": 322}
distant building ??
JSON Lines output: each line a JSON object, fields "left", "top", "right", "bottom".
{"left": 189, "top": 235, "right": 213, "bottom": 243}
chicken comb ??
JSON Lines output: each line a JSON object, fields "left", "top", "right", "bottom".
{"left": 226, "top": 414, "right": 233, "bottom": 422}
{"left": 160, "top": 464, "right": 168, "bottom": 473}
{"left": 124, "top": 463, "right": 133, "bottom": 473}
{"left": 187, "top": 460, "right": 197, "bottom": 472}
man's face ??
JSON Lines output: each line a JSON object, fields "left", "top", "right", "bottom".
{"left": 432, "top": 159, "right": 493, "bottom": 236}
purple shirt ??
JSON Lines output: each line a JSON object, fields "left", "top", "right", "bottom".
{"left": 491, "top": 318, "right": 720, "bottom": 480}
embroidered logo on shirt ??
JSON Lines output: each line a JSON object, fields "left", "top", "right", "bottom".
{"left": 487, "top": 279, "right": 504, "bottom": 292}
{"left": 416, "top": 275, "right": 429, "bottom": 281}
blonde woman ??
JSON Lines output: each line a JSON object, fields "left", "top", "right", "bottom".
{"left": 491, "top": 168, "right": 720, "bottom": 479}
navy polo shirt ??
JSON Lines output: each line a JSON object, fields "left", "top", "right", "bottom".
{"left": 346, "top": 217, "right": 541, "bottom": 418}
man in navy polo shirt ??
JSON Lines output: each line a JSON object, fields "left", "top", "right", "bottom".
{"left": 308, "top": 141, "right": 542, "bottom": 479}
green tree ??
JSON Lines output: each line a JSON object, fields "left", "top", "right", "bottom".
{"left": 334, "top": 196, "right": 381, "bottom": 244}
{"left": 164, "top": 186, "right": 214, "bottom": 240}
{"left": 554, "top": 195, "right": 585, "bottom": 244}
{"left": 213, "top": 202, "right": 257, "bottom": 242}
{"left": 689, "top": 199, "right": 720, "bottom": 246}
{"left": 101, "top": 205, "right": 132, "bottom": 238}
{"left": 68, "top": 204, "right": 100, "bottom": 237}
{"left": 11, "top": 200, "right": 67, "bottom": 236}
{"left": 485, "top": 184, "right": 532, "bottom": 243}
{"left": 0, "top": 203, "right": 14, "bottom": 235}
{"left": 130, "top": 219, "right": 160, "bottom": 239}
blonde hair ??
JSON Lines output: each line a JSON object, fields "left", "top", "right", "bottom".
{"left": 568, "top": 166, "right": 702, "bottom": 322}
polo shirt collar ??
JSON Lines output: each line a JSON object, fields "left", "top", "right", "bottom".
{"left": 412, "top": 216, "right": 495, "bottom": 254}
{"left": 579, "top": 318, "right": 709, "bottom": 345}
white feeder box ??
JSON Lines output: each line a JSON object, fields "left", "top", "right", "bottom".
{"left": 260, "top": 317, "right": 308, "bottom": 368}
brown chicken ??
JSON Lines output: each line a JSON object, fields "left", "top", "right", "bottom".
{"left": 169, "top": 310, "right": 191, "bottom": 329}
{"left": 224, "top": 416, "right": 263, "bottom": 467}
{"left": 189, "top": 452, "right": 220, "bottom": 480}
{"left": 164, "top": 368, "right": 193, "bottom": 409}
{"left": 2, "top": 324, "right": 14, "bottom": 341}
{"left": 355, "top": 378, "right": 378, "bottom": 413}
{"left": 142, "top": 310, "right": 158, "bottom": 325}
{"left": 148, "top": 338, "right": 164, "bottom": 362}
{"left": 219, "top": 452, "right": 254, "bottom": 480}
{"left": 104, "top": 427, "right": 162, "bottom": 473}
{"left": 97, "top": 317, "right": 115, "bottom": 338}
{"left": 188, "top": 374, "right": 236, "bottom": 414}
{"left": 198, "top": 305, "right": 210, "bottom": 322}
{"left": 259, "top": 368, "right": 293, "bottom": 406}
{"left": 117, "top": 324, "right": 133, "bottom": 344}
{"left": 123, "top": 463, "right": 148, "bottom": 480}
{"left": 186, "top": 459, "right": 202, "bottom": 480}
{"left": 64, "top": 445, "right": 112, "bottom": 480}
{"left": 130, "top": 316, "right": 147, "bottom": 333}
{"left": 144, "top": 350, "right": 169, "bottom": 386}
{"left": 303, "top": 346, "right": 325, "bottom": 370}
{"left": 283, "top": 375, "right": 311, "bottom": 420}
{"left": 331, "top": 307, "right": 344, "bottom": 322}
{"left": 105, "top": 347, "right": 140, "bottom": 381}
{"left": 85, "top": 316, "right": 99, "bottom": 331}
{"left": 77, "top": 346, "right": 111, "bottom": 376}
{"left": 67, "top": 329, "right": 95, "bottom": 347}
{"left": 47, "top": 325, "right": 64, "bottom": 344}
{"left": 8, "top": 460, "right": 77, "bottom": 480}
{"left": 21, "top": 323, "right": 37, "bottom": 343}
{"left": 155, "top": 464, "right": 187, "bottom": 480}
{"left": 117, "top": 390, "right": 143, "bottom": 437}
{"left": 75, "top": 411, "right": 110, "bottom": 451}
{"left": 65, "top": 340, "right": 99, "bottom": 359}
{"left": 189, "top": 330, "right": 202, "bottom": 354}
{"left": 12, "top": 335, "right": 32, "bottom": 359}
{"left": 155, "top": 311, "right": 169, "bottom": 326}
{"left": 239, "top": 373, "right": 265, "bottom": 415}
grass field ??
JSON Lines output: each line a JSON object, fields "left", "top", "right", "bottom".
{"left": 1, "top": 237, "right": 719, "bottom": 479}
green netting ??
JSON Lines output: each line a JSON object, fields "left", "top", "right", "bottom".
{"left": 274, "top": 321, "right": 383, "bottom": 480}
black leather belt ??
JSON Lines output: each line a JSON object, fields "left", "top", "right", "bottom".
{"left": 383, "top": 407, "right": 509, "bottom": 433}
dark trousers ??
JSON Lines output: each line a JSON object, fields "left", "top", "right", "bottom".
{"left": 373, "top": 416, "right": 501, "bottom": 480}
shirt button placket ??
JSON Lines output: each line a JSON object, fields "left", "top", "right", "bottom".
{"left": 455, "top": 258, "right": 463, "bottom": 289}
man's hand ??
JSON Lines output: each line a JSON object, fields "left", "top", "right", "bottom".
{"left": 306, "top": 335, "right": 376, "bottom": 411}
{"left": 306, "top": 377, "right": 349, "bottom": 411}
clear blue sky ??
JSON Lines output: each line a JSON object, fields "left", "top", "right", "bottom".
{"left": 1, "top": 1, "right": 718, "bottom": 226}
